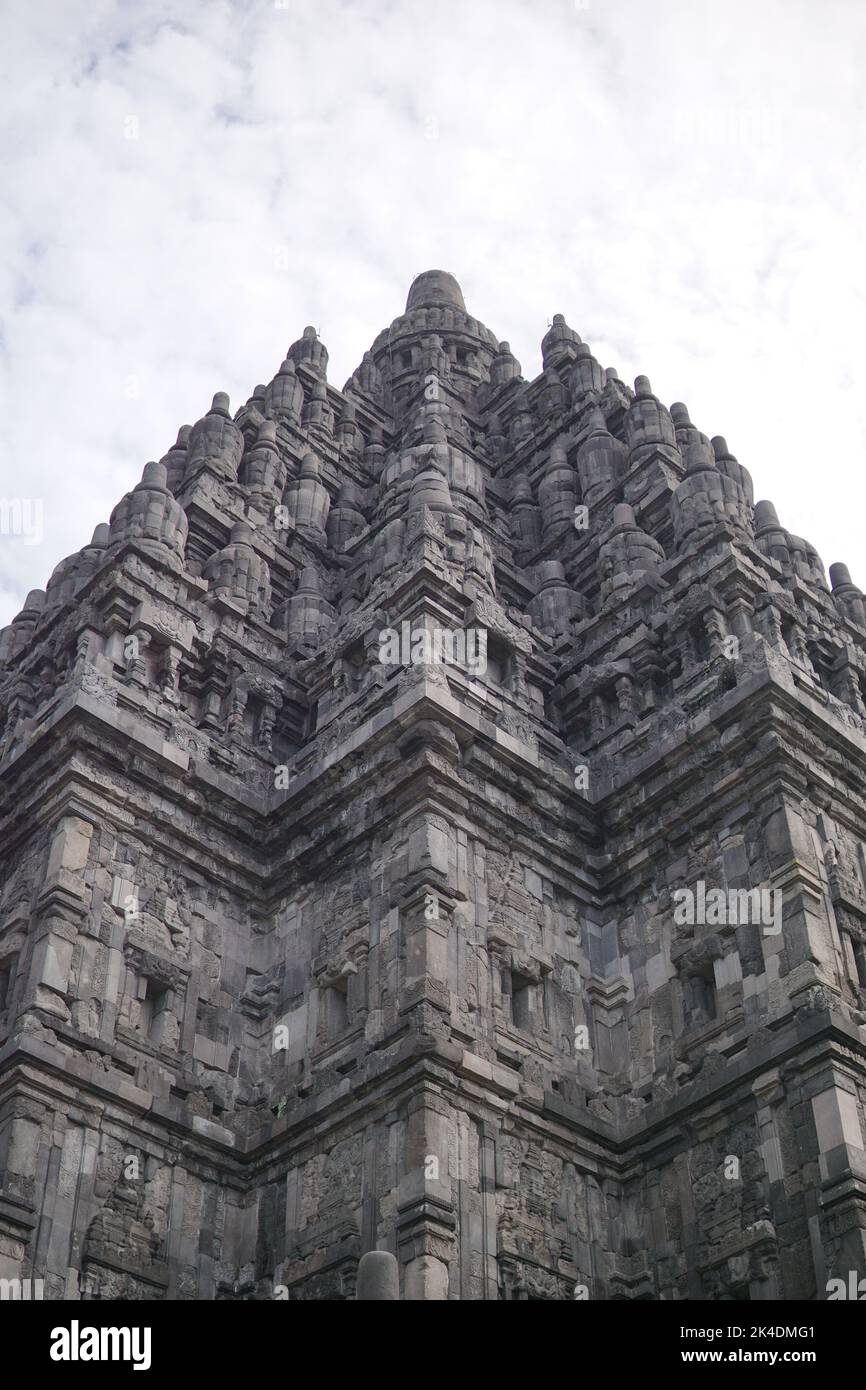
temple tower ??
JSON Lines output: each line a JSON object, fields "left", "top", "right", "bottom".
{"left": 1, "top": 272, "right": 866, "bottom": 1301}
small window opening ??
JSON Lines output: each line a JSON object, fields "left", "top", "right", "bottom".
{"left": 139, "top": 978, "right": 171, "bottom": 1044}
{"left": 684, "top": 968, "right": 717, "bottom": 1026}
{"left": 324, "top": 980, "right": 348, "bottom": 1038}
{"left": 0, "top": 957, "right": 15, "bottom": 1011}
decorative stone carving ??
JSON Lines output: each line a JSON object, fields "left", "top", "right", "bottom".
{"left": 203, "top": 522, "right": 272, "bottom": 620}
{"left": 108, "top": 461, "right": 189, "bottom": 568}
{"left": 2, "top": 268, "right": 864, "bottom": 1310}
{"left": 185, "top": 393, "right": 244, "bottom": 483}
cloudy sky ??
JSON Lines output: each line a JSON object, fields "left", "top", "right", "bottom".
{"left": 1, "top": 0, "right": 865, "bottom": 626}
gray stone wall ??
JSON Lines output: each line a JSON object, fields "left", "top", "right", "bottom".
{"left": 1, "top": 270, "right": 866, "bottom": 1299}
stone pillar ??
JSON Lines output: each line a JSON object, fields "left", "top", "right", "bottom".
{"left": 161, "top": 645, "right": 181, "bottom": 704}
{"left": 404, "top": 1254, "right": 449, "bottom": 1300}
{"left": 811, "top": 1078, "right": 866, "bottom": 1187}
{"left": 356, "top": 1250, "right": 399, "bottom": 1300}
{"left": 400, "top": 886, "right": 451, "bottom": 1014}
{"left": 615, "top": 674, "right": 634, "bottom": 718}
{"left": 760, "top": 795, "right": 839, "bottom": 995}
{"left": 810, "top": 1071, "right": 866, "bottom": 1286}
{"left": 123, "top": 627, "right": 150, "bottom": 689}
{"left": 398, "top": 813, "right": 454, "bottom": 1016}
{"left": 226, "top": 685, "right": 248, "bottom": 741}
{"left": 26, "top": 817, "right": 94, "bottom": 1020}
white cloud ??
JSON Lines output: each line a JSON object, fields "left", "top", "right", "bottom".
{"left": 1, "top": 0, "right": 865, "bottom": 623}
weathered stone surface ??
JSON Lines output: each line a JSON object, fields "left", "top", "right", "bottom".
{"left": 1, "top": 270, "right": 866, "bottom": 1302}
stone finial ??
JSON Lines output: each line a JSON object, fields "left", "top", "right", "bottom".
{"left": 350, "top": 350, "right": 384, "bottom": 403}
{"left": 542, "top": 366, "right": 568, "bottom": 415}
{"left": 537, "top": 559, "right": 568, "bottom": 588}
{"left": 542, "top": 313, "right": 581, "bottom": 371}
{"left": 265, "top": 357, "right": 304, "bottom": 421}
{"left": 336, "top": 398, "right": 363, "bottom": 455}
{"left": 406, "top": 270, "right": 465, "bottom": 313}
{"left": 512, "top": 472, "right": 533, "bottom": 505}
{"left": 683, "top": 436, "right": 716, "bottom": 475}
{"left": 45, "top": 553, "right": 81, "bottom": 609}
{"left": 326, "top": 480, "right": 367, "bottom": 553}
{"left": 363, "top": 422, "right": 386, "bottom": 477}
{"left": 203, "top": 521, "right": 271, "bottom": 619}
{"left": 576, "top": 408, "right": 627, "bottom": 509}
{"left": 537, "top": 440, "right": 577, "bottom": 541}
{"left": 420, "top": 333, "right": 451, "bottom": 381}
{"left": 485, "top": 412, "right": 507, "bottom": 459}
{"left": 598, "top": 502, "right": 666, "bottom": 604}
{"left": 415, "top": 406, "right": 485, "bottom": 509}
{"left": 7, "top": 590, "right": 46, "bottom": 655}
{"left": 830, "top": 563, "right": 866, "bottom": 626}
{"left": 21, "top": 589, "right": 45, "bottom": 616}
{"left": 287, "top": 325, "right": 329, "bottom": 377}
{"left": 751, "top": 499, "right": 793, "bottom": 567}
{"left": 509, "top": 471, "right": 542, "bottom": 562}
{"left": 13, "top": 583, "right": 45, "bottom": 628}
{"left": 75, "top": 523, "right": 110, "bottom": 586}
{"left": 570, "top": 342, "right": 605, "bottom": 401}
{"left": 408, "top": 466, "right": 455, "bottom": 516}
{"left": 754, "top": 500, "right": 780, "bottom": 530}
{"left": 508, "top": 475, "right": 542, "bottom": 556}
{"left": 489, "top": 341, "right": 522, "bottom": 388}
{"left": 669, "top": 403, "right": 708, "bottom": 456}
{"left": 368, "top": 514, "right": 406, "bottom": 579}
{"left": 624, "top": 378, "right": 678, "bottom": 469}
{"left": 671, "top": 435, "right": 754, "bottom": 548}
{"left": 285, "top": 563, "right": 335, "bottom": 645}
{"left": 243, "top": 420, "right": 285, "bottom": 509}
{"left": 296, "top": 565, "right": 322, "bottom": 595}
{"left": 283, "top": 451, "right": 330, "bottom": 536}
{"left": 791, "top": 535, "right": 827, "bottom": 588}
{"left": 50, "top": 529, "right": 105, "bottom": 604}
{"left": 185, "top": 393, "right": 244, "bottom": 484}
{"left": 356, "top": 1250, "right": 399, "bottom": 1301}
{"left": 712, "top": 437, "right": 754, "bottom": 506}
{"left": 142, "top": 460, "right": 168, "bottom": 487}
{"left": 375, "top": 432, "right": 422, "bottom": 518}
{"left": 420, "top": 415, "right": 448, "bottom": 448}
{"left": 302, "top": 378, "right": 334, "bottom": 433}
{"left": 528, "top": 560, "right": 584, "bottom": 636}
{"left": 160, "top": 424, "right": 192, "bottom": 494}
{"left": 506, "top": 382, "right": 535, "bottom": 446}
{"left": 108, "top": 460, "right": 188, "bottom": 566}
{"left": 830, "top": 562, "right": 853, "bottom": 589}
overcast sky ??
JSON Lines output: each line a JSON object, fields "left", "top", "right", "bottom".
{"left": 2, "top": 0, "right": 865, "bottom": 627}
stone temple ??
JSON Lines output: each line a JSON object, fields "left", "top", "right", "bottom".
{"left": 2, "top": 269, "right": 866, "bottom": 1302}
